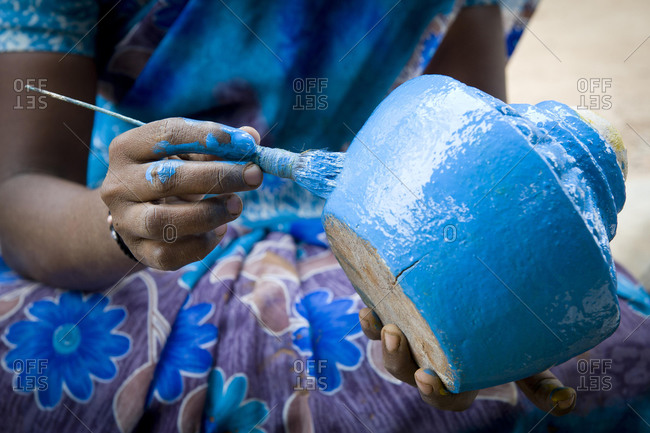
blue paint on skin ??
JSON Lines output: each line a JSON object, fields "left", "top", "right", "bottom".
{"left": 152, "top": 140, "right": 202, "bottom": 155}
{"left": 323, "top": 75, "right": 624, "bottom": 393}
{"left": 152, "top": 132, "right": 254, "bottom": 158}
{"left": 146, "top": 159, "right": 184, "bottom": 184}
{"left": 152, "top": 119, "right": 257, "bottom": 157}
{"left": 205, "top": 131, "right": 257, "bottom": 161}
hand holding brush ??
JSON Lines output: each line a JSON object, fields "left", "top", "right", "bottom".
{"left": 26, "top": 85, "right": 345, "bottom": 199}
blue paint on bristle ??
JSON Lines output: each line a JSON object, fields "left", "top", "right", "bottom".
{"left": 292, "top": 150, "right": 346, "bottom": 199}
{"left": 251, "top": 146, "right": 344, "bottom": 199}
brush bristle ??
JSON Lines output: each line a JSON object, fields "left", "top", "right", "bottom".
{"left": 292, "top": 150, "right": 346, "bottom": 199}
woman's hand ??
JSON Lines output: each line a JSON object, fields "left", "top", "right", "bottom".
{"left": 100, "top": 118, "right": 263, "bottom": 270}
{"left": 359, "top": 307, "right": 577, "bottom": 414}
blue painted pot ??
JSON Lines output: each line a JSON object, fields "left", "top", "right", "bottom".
{"left": 322, "top": 75, "right": 626, "bottom": 393}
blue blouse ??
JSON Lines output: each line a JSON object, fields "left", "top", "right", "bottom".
{"left": 0, "top": 0, "right": 538, "bottom": 233}
{"left": 0, "top": 0, "right": 537, "bottom": 188}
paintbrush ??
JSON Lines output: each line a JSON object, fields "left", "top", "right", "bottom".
{"left": 26, "top": 86, "right": 345, "bottom": 199}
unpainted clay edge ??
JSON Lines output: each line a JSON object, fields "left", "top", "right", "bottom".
{"left": 323, "top": 215, "right": 454, "bottom": 388}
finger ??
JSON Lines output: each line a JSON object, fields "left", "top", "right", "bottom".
{"left": 516, "top": 370, "right": 576, "bottom": 416}
{"left": 150, "top": 157, "right": 206, "bottom": 202}
{"left": 359, "top": 307, "right": 382, "bottom": 340}
{"left": 172, "top": 154, "right": 219, "bottom": 162}
{"left": 114, "top": 117, "right": 259, "bottom": 162}
{"left": 170, "top": 127, "right": 257, "bottom": 162}
{"left": 169, "top": 125, "right": 259, "bottom": 163}
{"left": 240, "top": 126, "right": 261, "bottom": 144}
{"left": 121, "top": 195, "right": 242, "bottom": 240}
{"left": 127, "top": 159, "right": 262, "bottom": 201}
{"left": 136, "top": 228, "right": 226, "bottom": 270}
{"left": 413, "top": 369, "right": 479, "bottom": 411}
{"left": 171, "top": 124, "right": 260, "bottom": 161}
{"left": 174, "top": 193, "right": 207, "bottom": 202}
{"left": 381, "top": 324, "right": 419, "bottom": 386}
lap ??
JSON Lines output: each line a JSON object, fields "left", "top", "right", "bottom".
{"left": 0, "top": 231, "right": 648, "bottom": 432}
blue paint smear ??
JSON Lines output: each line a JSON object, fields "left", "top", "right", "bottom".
{"left": 152, "top": 122, "right": 257, "bottom": 158}
{"left": 145, "top": 159, "right": 184, "bottom": 184}
{"left": 152, "top": 140, "right": 202, "bottom": 156}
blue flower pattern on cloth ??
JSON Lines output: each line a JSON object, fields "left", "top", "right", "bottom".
{"left": 292, "top": 290, "right": 363, "bottom": 394}
{"left": 1, "top": 291, "right": 130, "bottom": 409}
{"left": 202, "top": 368, "right": 269, "bottom": 433}
{"left": 147, "top": 300, "right": 217, "bottom": 404}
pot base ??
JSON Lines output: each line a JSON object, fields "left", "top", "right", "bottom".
{"left": 323, "top": 215, "right": 455, "bottom": 389}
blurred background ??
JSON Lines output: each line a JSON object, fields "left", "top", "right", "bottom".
{"left": 507, "top": 0, "right": 650, "bottom": 288}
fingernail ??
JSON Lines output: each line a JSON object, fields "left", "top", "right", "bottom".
{"left": 215, "top": 224, "right": 227, "bottom": 236}
{"left": 557, "top": 395, "right": 575, "bottom": 410}
{"left": 422, "top": 369, "right": 449, "bottom": 395}
{"left": 227, "top": 196, "right": 242, "bottom": 215}
{"left": 414, "top": 373, "right": 433, "bottom": 396}
{"left": 359, "top": 317, "right": 370, "bottom": 331}
{"left": 231, "top": 128, "right": 256, "bottom": 145}
{"left": 370, "top": 310, "right": 381, "bottom": 330}
{"left": 383, "top": 331, "right": 400, "bottom": 353}
{"left": 243, "top": 164, "right": 262, "bottom": 186}
{"left": 550, "top": 387, "right": 575, "bottom": 410}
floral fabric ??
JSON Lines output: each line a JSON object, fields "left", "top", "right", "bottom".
{"left": 0, "top": 227, "right": 649, "bottom": 432}
{"left": 3, "top": 291, "right": 130, "bottom": 409}
{"left": 2, "top": 0, "right": 650, "bottom": 432}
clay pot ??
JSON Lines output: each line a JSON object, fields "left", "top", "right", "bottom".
{"left": 323, "top": 75, "right": 626, "bottom": 392}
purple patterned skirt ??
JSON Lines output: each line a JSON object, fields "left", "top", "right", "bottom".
{"left": 0, "top": 226, "right": 649, "bottom": 432}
